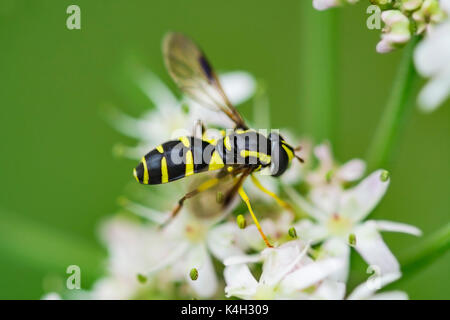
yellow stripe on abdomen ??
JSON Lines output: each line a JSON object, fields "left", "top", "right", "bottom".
{"left": 209, "top": 150, "right": 224, "bottom": 171}
{"left": 141, "top": 157, "right": 149, "bottom": 184}
{"left": 161, "top": 157, "right": 169, "bottom": 183}
{"left": 185, "top": 150, "right": 194, "bottom": 176}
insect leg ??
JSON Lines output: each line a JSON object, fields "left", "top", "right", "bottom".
{"left": 237, "top": 186, "right": 273, "bottom": 248}
{"left": 193, "top": 119, "right": 206, "bottom": 139}
{"left": 250, "top": 175, "right": 295, "bottom": 213}
{"left": 160, "top": 177, "right": 221, "bottom": 228}
{"left": 294, "top": 146, "right": 305, "bottom": 163}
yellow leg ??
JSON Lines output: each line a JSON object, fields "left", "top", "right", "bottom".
{"left": 238, "top": 186, "right": 273, "bottom": 248}
{"left": 250, "top": 175, "right": 294, "bottom": 213}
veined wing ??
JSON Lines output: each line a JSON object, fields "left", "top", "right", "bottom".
{"left": 163, "top": 32, "right": 248, "bottom": 129}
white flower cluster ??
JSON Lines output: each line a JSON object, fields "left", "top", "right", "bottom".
{"left": 414, "top": 0, "right": 450, "bottom": 111}
{"left": 313, "top": 0, "right": 448, "bottom": 54}
{"left": 44, "top": 70, "right": 421, "bottom": 300}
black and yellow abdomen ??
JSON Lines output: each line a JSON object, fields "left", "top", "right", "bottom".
{"left": 133, "top": 136, "right": 225, "bottom": 185}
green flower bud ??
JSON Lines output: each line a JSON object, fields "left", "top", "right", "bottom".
{"left": 190, "top": 268, "right": 198, "bottom": 281}
{"left": 325, "top": 170, "right": 334, "bottom": 183}
{"left": 181, "top": 103, "right": 190, "bottom": 114}
{"left": 380, "top": 170, "right": 390, "bottom": 182}
{"left": 237, "top": 214, "right": 246, "bottom": 229}
{"left": 348, "top": 233, "right": 357, "bottom": 246}
{"left": 288, "top": 227, "right": 298, "bottom": 239}
{"left": 137, "top": 273, "right": 147, "bottom": 284}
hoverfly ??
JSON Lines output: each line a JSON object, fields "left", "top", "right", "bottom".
{"left": 133, "top": 33, "right": 303, "bottom": 247}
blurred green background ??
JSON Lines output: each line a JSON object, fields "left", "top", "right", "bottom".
{"left": 0, "top": 0, "right": 448, "bottom": 299}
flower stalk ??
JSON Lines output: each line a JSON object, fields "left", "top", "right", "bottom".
{"left": 299, "top": 3, "right": 338, "bottom": 143}
{"left": 401, "top": 222, "right": 450, "bottom": 277}
{"left": 366, "top": 36, "right": 420, "bottom": 171}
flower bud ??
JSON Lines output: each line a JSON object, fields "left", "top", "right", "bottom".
{"left": 190, "top": 268, "right": 199, "bottom": 281}
{"left": 181, "top": 103, "right": 190, "bottom": 114}
{"left": 400, "top": 0, "right": 423, "bottom": 12}
{"left": 376, "top": 10, "right": 411, "bottom": 53}
{"left": 325, "top": 170, "right": 334, "bottom": 183}
{"left": 412, "top": 0, "right": 446, "bottom": 34}
{"left": 137, "top": 273, "right": 147, "bottom": 284}
{"left": 288, "top": 227, "right": 298, "bottom": 239}
{"left": 348, "top": 233, "right": 357, "bottom": 246}
{"left": 380, "top": 170, "right": 390, "bottom": 182}
{"left": 237, "top": 214, "right": 246, "bottom": 229}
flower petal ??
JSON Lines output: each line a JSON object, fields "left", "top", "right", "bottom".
{"left": 314, "top": 143, "right": 334, "bottom": 170}
{"left": 353, "top": 221, "right": 400, "bottom": 275}
{"left": 321, "top": 238, "right": 351, "bottom": 282}
{"left": 374, "top": 220, "right": 422, "bottom": 236}
{"left": 309, "top": 185, "right": 342, "bottom": 216}
{"left": 313, "top": 0, "right": 341, "bottom": 12}
{"left": 347, "top": 272, "right": 402, "bottom": 300}
{"left": 313, "top": 280, "right": 346, "bottom": 300}
{"left": 339, "top": 170, "right": 390, "bottom": 222}
{"left": 219, "top": 71, "right": 256, "bottom": 106}
{"left": 224, "top": 264, "right": 258, "bottom": 299}
{"left": 185, "top": 244, "right": 218, "bottom": 298}
{"left": 280, "top": 258, "right": 344, "bottom": 292}
{"left": 136, "top": 70, "right": 178, "bottom": 109}
{"left": 369, "top": 291, "right": 408, "bottom": 300}
{"left": 207, "top": 222, "right": 247, "bottom": 262}
{"left": 259, "top": 240, "right": 309, "bottom": 287}
{"left": 42, "top": 292, "right": 62, "bottom": 300}
{"left": 293, "top": 219, "right": 329, "bottom": 243}
{"left": 224, "top": 253, "right": 262, "bottom": 266}
{"left": 336, "top": 159, "right": 366, "bottom": 182}
{"left": 285, "top": 187, "right": 328, "bottom": 222}
{"left": 417, "top": 68, "right": 450, "bottom": 112}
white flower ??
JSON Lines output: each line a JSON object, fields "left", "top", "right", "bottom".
{"left": 412, "top": 0, "right": 447, "bottom": 34}
{"left": 306, "top": 142, "right": 365, "bottom": 189}
{"left": 42, "top": 292, "right": 62, "bottom": 300}
{"left": 414, "top": 0, "right": 450, "bottom": 111}
{"left": 401, "top": 0, "right": 424, "bottom": 12}
{"left": 90, "top": 194, "right": 250, "bottom": 299}
{"left": 377, "top": 10, "right": 411, "bottom": 54}
{"left": 312, "top": 0, "right": 359, "bottom": 11}
{"left": 224, "top": 240, "right": 344, "bottom": 299}
{"left": 107, "top": 69, "right": 255, "bottom": 159}
{"left": 288, "top": 170, "right": 422, "bottom": 281}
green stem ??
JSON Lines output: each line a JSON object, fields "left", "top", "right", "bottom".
{"left": 366, "top": 37, "right": 419, "bottom": 171}
{"left": 384, "top": 222, "right": 450, "bottom": 291}
{"left": 401, "top": 222, "right": 450, "bottom": 277}
{"left": 299, "top": 4, "right": 338, "bottom": 144}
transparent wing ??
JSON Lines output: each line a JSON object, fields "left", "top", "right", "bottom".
{"left": 163, "top": 32, "right": 248, "bottom": 129}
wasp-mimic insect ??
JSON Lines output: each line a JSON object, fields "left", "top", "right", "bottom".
{"left": 133, "top": 33, "right": 303, "bottom": 247}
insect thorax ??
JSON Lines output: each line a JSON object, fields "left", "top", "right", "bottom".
{"left": 216, "top": 130, "right": 273, "bottom": 168}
